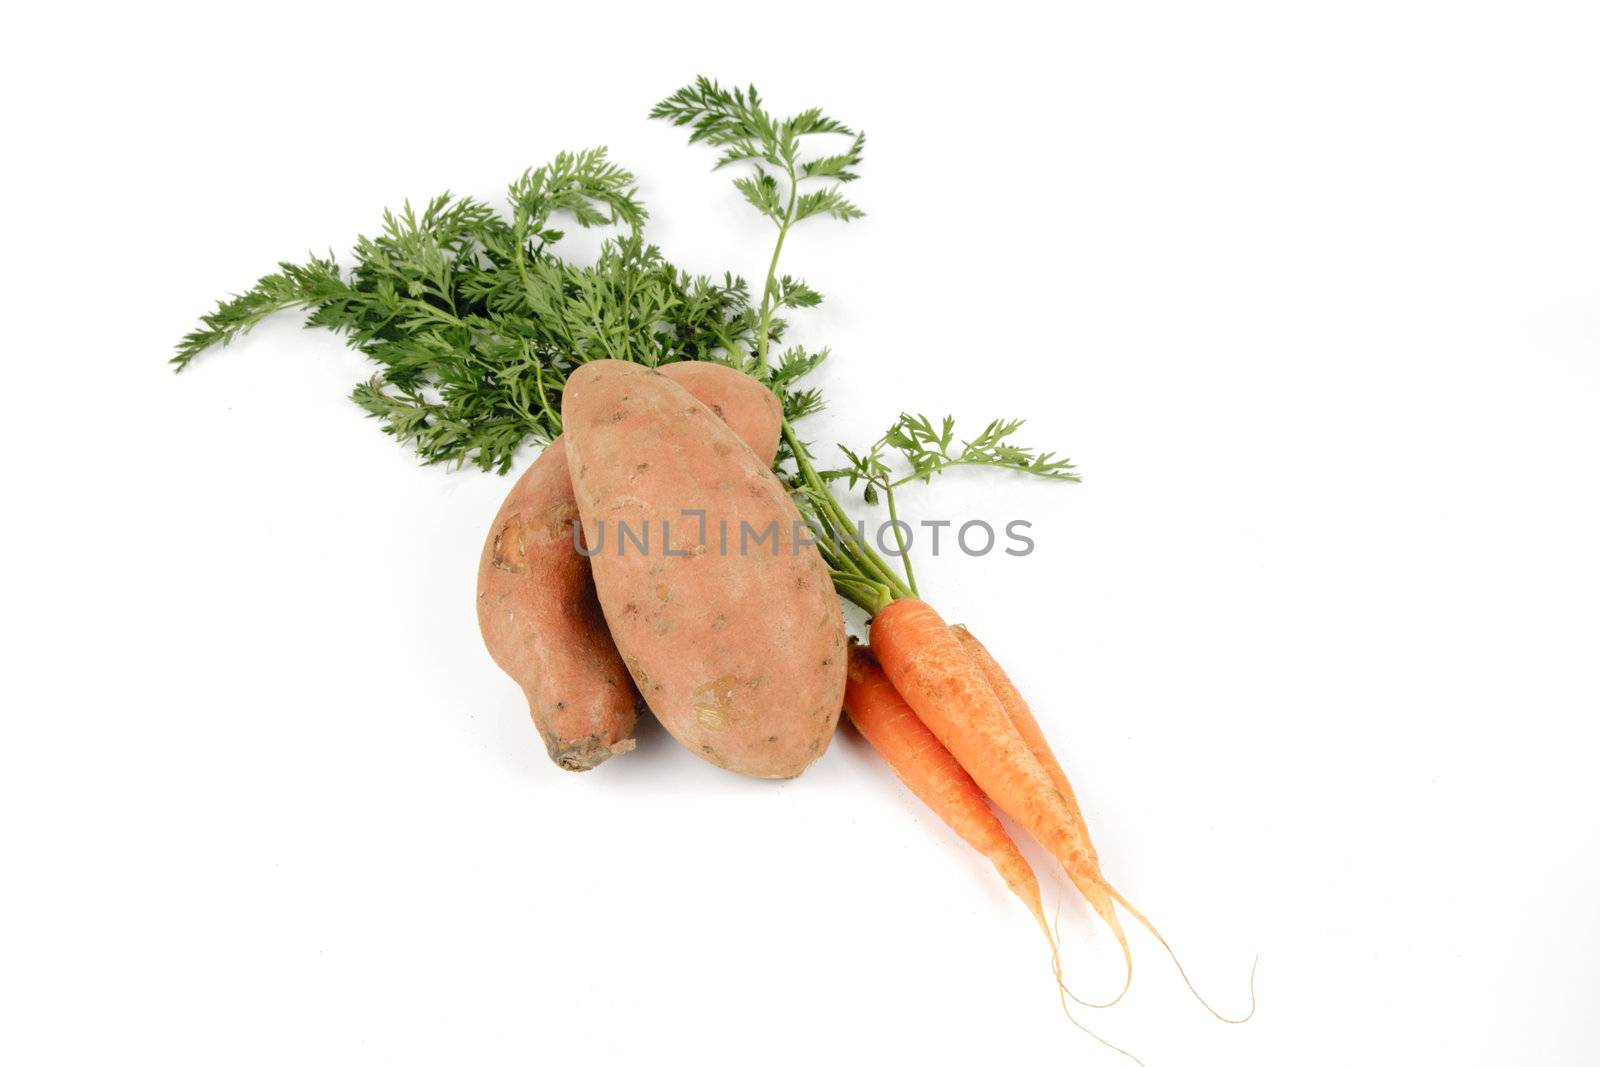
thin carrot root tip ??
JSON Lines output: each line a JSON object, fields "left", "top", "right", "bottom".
{"left": 1043, "top": 883, "right": 1127, "bottom": 1010}
{"left": 1046, "top": 944, "right": 1147, "bottom": 1067}
{"left": 1099, "top": 905, "right": 1135, "bottom": 1009}
{"left": 1062, "top": 879, "right": 1135, "bottom": 1008}
{"left": 1107, "top": 885, "right": 1258, "bottom": 1024}
{"left": 1029, "top": 888, "right": 1139, "bottom": 1058}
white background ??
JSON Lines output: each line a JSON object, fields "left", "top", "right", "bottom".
{"left": 5, "top": 3, "right": 1597, "bottom": 1064}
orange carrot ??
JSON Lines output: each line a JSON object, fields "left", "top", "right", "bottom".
{"left": 953, "top": 623, "right": 1257, "bottom": 1023}
{"left": 845, "top": 645, "right": 1050, "bottom": 932}
{"left": 870, "top": 598, "right": 1135, "bottom": 1005}
{"left": 844, "top": 644, "right": 1140, "bottom": 1063}
{"left": 953, "top": 625, "right": 1080, "bottom": 809}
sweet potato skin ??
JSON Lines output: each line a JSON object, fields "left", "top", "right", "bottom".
{"left": 651, "top": 361, "right": 781, "bottom": 466}
{"left": 563, "top": 361, "right": 846, "bottom": 779}
{"left": 476, "top": 362, "right": 782, "bottom": 771}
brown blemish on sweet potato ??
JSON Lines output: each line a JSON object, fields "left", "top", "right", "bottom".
{"left": 693, "top": 673, "right": 741, "bottom": 732}
{"left": 547, "top": 732, "right": 635, "bottom": 772}
{"left": 625, "top": 656, "right": 651, "bottom": 691}
{"left": 490, "top": 518, "right": 528, "bottom": 574}
{"left": 544, "top": 501, "right": 581, "bottom": 540}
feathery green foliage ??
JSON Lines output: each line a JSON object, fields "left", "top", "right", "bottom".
{"left": 652, "top": 77, "right": 864, "bottom": 378}
{"left": 826, "top": 415, "right": 1079, "bottom": 505}
{"left": 174, "top": 148, "right": 814, "bottom": 473}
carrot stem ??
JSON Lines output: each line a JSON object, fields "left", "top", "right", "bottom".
{"left": 782, "top": 421, "right": 912, "bottom": 608}
{"left": 882, "top": 481, "right": 918, "bottom": 596}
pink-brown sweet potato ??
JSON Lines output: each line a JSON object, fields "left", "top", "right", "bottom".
{"left": 476, "top": 362, "right": 782, "bottom": 771}
{"left": 562, "top": 361, "right": 846, "bottom": 779}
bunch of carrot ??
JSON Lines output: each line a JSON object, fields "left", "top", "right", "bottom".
{"left": 846, "top": 600, "right": 1255, "bottom": 1059}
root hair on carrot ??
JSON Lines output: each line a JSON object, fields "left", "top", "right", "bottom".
{"left": 1106, "top": 884, "right": 1259, "bottom": 1024}
{"left": 1048, "top": 883, "right": 1131, "bottom": 1010}
{"left": 1048, "top": 947, "right": 1146, "bottom": 1066}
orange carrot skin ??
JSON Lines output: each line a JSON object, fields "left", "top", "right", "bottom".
{"left": 844, "top": 645, "right": 1046, "bottom": 924}
{"left": 869, "top": 596, "right": 1130, "bottom": 958}
{"left": 954, "top": 626, "right": 1087, "bottom": 830}
{"left": 948, "top": 623, "right": 1129, "bottom": 952}
{"left": 870, "top": 600, "right": 1091, "bottom": 867}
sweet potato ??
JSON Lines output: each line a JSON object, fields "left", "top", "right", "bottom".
{"left": 563, "top": 361, "right": 846, "bottom": 779}
{"left": 476, "top": 361, "right": 782, "bottom": 771}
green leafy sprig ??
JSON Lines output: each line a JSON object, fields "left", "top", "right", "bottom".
{"left": 827, "top": 414, "right": 1079, "bottom": 505}
{"left": 651, "top": 77, "right": 864, "bottom": 377}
